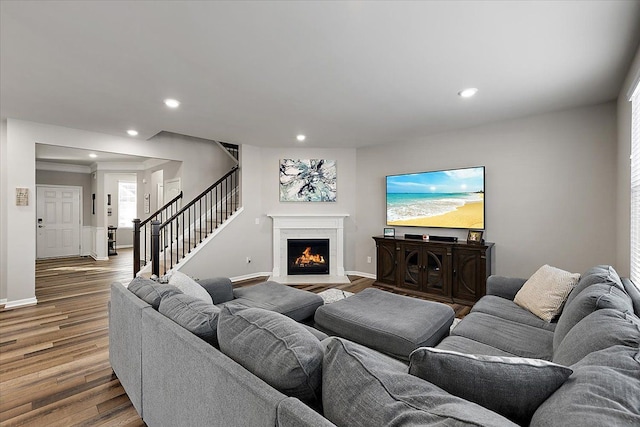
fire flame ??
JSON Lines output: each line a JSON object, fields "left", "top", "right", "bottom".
{"left": 295, "top": 247, "right": 325, "bottom": 266}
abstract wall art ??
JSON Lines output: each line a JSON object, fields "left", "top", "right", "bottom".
{"left": 279, "top": 159, "right": 337, "bottom": 202}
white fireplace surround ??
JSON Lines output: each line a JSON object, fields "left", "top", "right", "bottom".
{"left": 268, "top": 214, "right": 350, "bottom": 284}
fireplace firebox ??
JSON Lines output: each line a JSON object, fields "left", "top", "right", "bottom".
{"left": 287, "top": 239, "right": 330, "bottom": 275}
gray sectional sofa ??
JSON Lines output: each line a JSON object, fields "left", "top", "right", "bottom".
{"left": 109, "top": 265, "right": 640, "bottom": 426}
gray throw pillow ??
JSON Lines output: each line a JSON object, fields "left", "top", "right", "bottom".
{"left": 553, "top": 284, "right": 633, "bottom": 352}
{"left": 217, "top": 306, "right": 323, "bottom": 402}
{"left": 553, "top": 309, "right": 640, "bottom": 366}
{"left": 158, "top": 293, "right": 220, "bottom": 345}
{"left": 322, "top": 337, "right": 518, "bottom": 427}
{"left": 127, "top": 276, "right": 182, "bottom": 309}
{"left": 409, "top": 347, "right": 572, "bottom": 425}
{"left": 196, "top": 277, "right": 234, "bottom": 304}
{"left": 532, "top": 345, "right": 640, "bottom": 426}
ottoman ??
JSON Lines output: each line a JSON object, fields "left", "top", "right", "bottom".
{"left": 314, "top": 288, "right": 454, "bottom": 360}
{"left": 230, "top": 281, "right": 324, "bottom": 321}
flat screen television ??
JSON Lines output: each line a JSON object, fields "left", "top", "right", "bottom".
{"left": 386, "top": 166, "right": 485, "bottom": 229}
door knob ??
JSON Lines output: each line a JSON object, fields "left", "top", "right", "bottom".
{"left": 38, "top": 225, "right": 44, "bottom": 228}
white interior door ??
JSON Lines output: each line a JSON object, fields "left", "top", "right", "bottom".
{"left": 36, "top": 186, "right": 81, "bottom": 259}
{"left": 164, "top": 178, "right": 181, "bottom": 205}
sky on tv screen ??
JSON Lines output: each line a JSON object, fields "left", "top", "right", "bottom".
{"left": 387, "top": 167, "right": 484, "bottom": 194}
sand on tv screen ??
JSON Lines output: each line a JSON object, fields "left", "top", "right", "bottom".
{"left": 386, "top": 166, "right": 485, "bottom": 229}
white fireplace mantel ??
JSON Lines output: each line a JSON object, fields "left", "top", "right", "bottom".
{"left": 267, "top": 214, "right": 350, "bottom": 284}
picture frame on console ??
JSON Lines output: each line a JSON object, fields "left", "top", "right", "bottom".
{"left": 383, "top": 227, "right": 395, "bottom": 238}
{"left": 467, "top": 229, "right": 484, "bottom": 244}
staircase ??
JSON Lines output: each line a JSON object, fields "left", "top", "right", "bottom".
{"left": 133, "top": 142, "right": 240, "bottom": 278}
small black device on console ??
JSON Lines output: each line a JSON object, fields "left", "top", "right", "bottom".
{"left": 404, "top": 234, "right": 423, "bottom": 240}
{"left": 428, "top": 235, "right": 458, "bottom": 242}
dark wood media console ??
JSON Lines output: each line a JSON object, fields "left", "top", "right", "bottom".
{"left": 373, "top": 236, "right": 494, "bottom": 305}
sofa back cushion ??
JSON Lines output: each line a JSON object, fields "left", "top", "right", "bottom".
{"left": 514, "top": 265, "right": 580, "bottom": 322}
{"left": 158, "top": 293, "right": 220, "bottom": 345}
{"left": 553, "top": 283, "right": 633, "bottom": 352}
{"left": 531, "top": 345, "right": 640, "bottom": 426}
{"left": 217, "top": 305, "right": 323, "bottom": 402}
{"left": 408, "top": 347, "right": 572, "bottom": 425}
{"left": 127, "top": 276, "right": 182, "bottom": 309}
{"left": 563, "top": 265, "right": 622, "bottom": 310}
{"left": 553, "top": 309, "right": 640, "bottom": 366}
{"left": 322, "top": 337, "right": 518, "bottom": 427}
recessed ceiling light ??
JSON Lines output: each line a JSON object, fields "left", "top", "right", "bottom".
{"left": 296, "top": 134, "right": 306, "bottom": 142}
{"left": 89, "top": 153, "right": 97, "bottom": 158}
{"left": 164, "top": 98, "right": 180, "bottom": 108}
{"left": 127, "top": 129, "right": 139, "bottom": 136}
{"left": 458, "top": 88, "right": 478, "bottom": 98}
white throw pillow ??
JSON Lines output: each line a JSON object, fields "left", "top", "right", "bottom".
{"left": 514, "top": 264, "right": 580, "bottom": 322}
{"left": 168, "top": 270, "right": 213, "bottom": 305}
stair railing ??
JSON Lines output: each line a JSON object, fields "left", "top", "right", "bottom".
{"left": 133, "top": 191, "right": 183, "bottom": 277}
{"left": 149, "top": 165, "right": 239, "bottom": 277}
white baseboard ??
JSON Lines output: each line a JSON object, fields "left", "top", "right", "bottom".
{"left": 3, "top": 297, "right": 38, "bottom": 310}
{"left": 91, "top": 255, "right": 109, "bottom": 261}
{"left": 0, "top": 298, "right": 7, "bottom": 305}
{"left": 116, "top": 244, "right": 133, "bottom": 249}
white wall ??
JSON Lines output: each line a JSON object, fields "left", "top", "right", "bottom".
{"left": 1, "top": 119, "right": 236, "bottom": 306}
{"left": 355, "top": 103, "right": 618, "bottom": 278}
{"left": 617, "top": 45, "right": 640, "bottom": 277}
{"left": 180, "top": 145, "right": 358, "bottom": 279}
{"left": 0, "top": 118, "right": 8, "bottom": 302}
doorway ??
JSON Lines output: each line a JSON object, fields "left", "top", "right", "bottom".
{"left": 36, "top": 185, "right": 82, "bottom": 259}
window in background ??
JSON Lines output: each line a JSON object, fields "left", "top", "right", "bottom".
{"left": 118, "top": 181, "right": 137, "bottom": 228}
{"left": 631, "top": 81, "right": 639, "bottom": 285}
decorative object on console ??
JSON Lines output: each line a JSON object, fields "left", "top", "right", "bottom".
{"left": 467, "top": 229, "right": 483, "bottom": 243}
{"left": 404, "top": 233, "right": 423, "bottom": 240}
{"left": 279, "top": 159, "right": 337, "bottom": 202}
{"left": 383, "top": 227, "right": 395, "bottom": 237}
{"left": 386, "top": 166, "right": 485, "bottom": 229}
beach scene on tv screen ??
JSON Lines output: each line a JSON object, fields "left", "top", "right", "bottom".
{"left": 386, "top": 167, "right": 484, "bottom": 229}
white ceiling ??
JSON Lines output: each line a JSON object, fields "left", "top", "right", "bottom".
{"left": 35, "top": 144, "right": 156, "bottom": 167}
{"left": 2, "top": 1, "right": 640, "bottom": 150}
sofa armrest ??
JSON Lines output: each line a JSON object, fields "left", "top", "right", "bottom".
{"left": 197, "top": 277, "right": 234, "bottom": 304}
{"left": 486, "top": 275, "right": 527, "bottom": 300}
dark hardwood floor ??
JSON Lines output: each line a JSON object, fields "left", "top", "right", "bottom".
{"left": 0, "top": 249, "right": 471, "bottom": 426}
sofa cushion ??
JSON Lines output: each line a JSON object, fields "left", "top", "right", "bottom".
{"left": 158, "top": 293, "right": 220, "bottom": 345}
{"left": 532, "top": 345, "right": 640, "bottom": 426}
{"left": 471, "top": 295, "right": 556, "bottom": 332}
{"left": 553, "top": 283, "right": 634, "bottom": 352}
{"left": 564, "top": 265, "right": 623, "bottom": 309}
{"left": 451, "top": 311, "right": 555, "bottom": 359}
{"left": 553, "top": 309, "right": 640, "bottom": 366}
{"left": 514, "top": 264, "right": 580, "bottom": 322}
{"left": 217, "top": 306, "right": 323, "bottom": 402}
{"left": 196, "top": 277, "right": 234, "bottom": 304}
{"left": 231, "top": 281, "right": 323, "bottom": 321}
{"left": 409, "top": 347, "right": 572, "bottom": 425}
{"left": 127, "top": 276, "right": 182, "bottom": 309}
{"left": 322, "top": 337, "right": 518, "bottom": 427}
{"left": 168, "top": 270, "right": 213, "bottom": 305}
{"left": 436, "top": 335, "right": 518, "bottom": 357}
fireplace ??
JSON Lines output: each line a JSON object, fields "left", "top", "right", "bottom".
{"left": 287, "top": 239, "right": 330, "bottom": 275}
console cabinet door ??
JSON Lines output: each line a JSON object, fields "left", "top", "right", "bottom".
{"left": 421, "top": 246, "right": 450, "bottom": 297}
{"left": 376, "top": 239, "right": 398, "bottom": 286}
{"left": 452, "top": 248, "right": 485, "bottom": 303}
{"left": 401, "top": 243, "right": 422, "bottom": 292}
